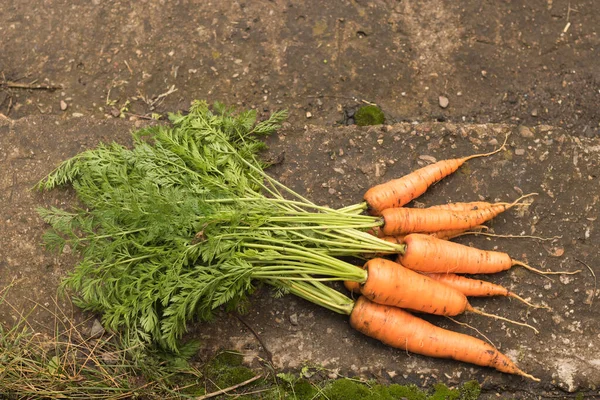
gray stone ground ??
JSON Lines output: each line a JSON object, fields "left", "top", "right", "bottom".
{"left": 3, "top": 1, "right": 600, "bottom": 398}
{"left": 1, "top": 115, "right": 599, "bottom": 398}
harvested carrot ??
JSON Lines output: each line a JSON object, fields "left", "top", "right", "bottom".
{"left": 354, "top": 258, "right": 538, "bottom": 332}
{"left": 378, "top": 235, "right": 405, "bottom": 244}
{"left": 422, "top": 272, "right": 549, "bottom": 309}
{"left": 376, "top": 225, "right": 487, "bottom": 243}
{"left": 344, "top": 279, "right": 361, "bottom": 294}
{"left": 366, "top": 227, "right": 384, "bottom": 237}
{"left": 363, "top": 138, "right": 507, "bottom": 215}
{"left": 398, "top": 233, "right": 581, "bottom": 276}
{"left": 350, "top": 296, "right": 539, "bottom": 381}
{"left": 431, "top": 225, "right": 489, "bottom": 240}
{"left": 364, "top": 226, "right": 486, "bottom": 259}
{"left": 360, "top": 258, "right": 469, "bottom": 316}
{"left": 380, "top": 194, "right": 535, "bottom": 236}
{"left": 428, "top": 201, "right": 496, "bottom": 212}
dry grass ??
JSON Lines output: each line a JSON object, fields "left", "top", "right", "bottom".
{"left": 0, "top": 282, "right": 203, "bottom": 399}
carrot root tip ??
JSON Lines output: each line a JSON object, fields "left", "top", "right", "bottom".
{"left": 469, "top": 307, "right": 539, "bottom": 334}
{"left": 512, "top": 260, "right": 582, "bottom": 276}
{"left": 518, "top": 370, "right": 541, "bottom": 382}
{"left": 508, "top": 293, "right": 552, "bottom": 310}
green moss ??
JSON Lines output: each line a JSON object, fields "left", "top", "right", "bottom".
{"left": 364, "top": 384, "right": 396, "bottom": 400}
{"left": 200, "top": 353, "right": 481, "bottom": 400}
{"left": 309, "top": 378, "right": 482, "bottom": 400}
{"left": 387, "top": 383, "right": 428, "bottom": 400}
{"left": 429, "top": 383, "right": 460, "bottom": 400}
{"left": 205, "top": 351, "right": 257, "bottom": 391}
{"left": 354, "top": 105, "right": 385, "bottom": 126}
{"left": 213, "top": 351, "right": 244, "bottom": 367}
{"left": 459, "top": 381, "right": 481, "bottom": 400}
{"left": 320, "top": 379, "right": 371, "bottom": 400}
{"left": 289, "top": 379, "right": 318, "bottom": 399}
{"left": 218, "top": 366, "right": 256, "bottom": 387}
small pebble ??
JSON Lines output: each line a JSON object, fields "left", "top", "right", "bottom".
{"left": 72, "top": 112, "right": 84, "bottom": 118}
{"left": 518, "top": 126, "right": 534, "bottom": 138}
{"left": 289, "top": 313, "right": 299, "bottom": 326}
{"left": 328, "top": 188, "right": 336, "bottom": 195}
{"left": 514, "top": 148, "right": 526, "bottom": 156}
{"left": 60, "top": 100, "right": 68, "bottom": 111}
{"left": 90, "top": 319, "right": 105, "bottom": 338}
{"left": 438, "top": 96, "right": 449, "bottom": 109}
{"left": 419, "top": 155, "right": 437, "bottom": 163}
{"left": 531, "top": 108, "right": 539, "bottom": 117}
{"left": 306, "top": 111, "right": 312, "bottom": 118}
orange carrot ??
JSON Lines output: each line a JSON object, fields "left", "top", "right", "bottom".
{"left": 364, "top": 226, "right": 486, "bottom": 259}
{"left": 360, "top": 258, "right": 469, "bottom": 316}
{"left": 428, "top": 201, "right": 495, "bottom": 212}
{"left": 430, "top": 225, "right": 489, "bottom": 240}
{"left": 398, "top": 233, "right": 580, "bottom": 276}
{"left": 363, "top": 139, "right": 507, "bottom": 215}
{"left": 376, "top": 225, "right": 487, "bottom": 244}
{"left": 374, "top": 222, "right": 476, "bottom": 244}
{"left": 380, "top": 194, "right": 534, "bottom": 235}
{"left": 381, "top": 207, "right": 494, "bottom": 235}
{"left": 349, "top": 296, "right": 539, "bottom": 381}
{"left": 378, "top": 235, "right": 405, "bottom": 244}
{"left": 366, "top": 227, "right": 384, "bottom": 237}
{"left": 344, "top": 279, "right": 361, "bottom": 294}
{"left": 354, "top": 258, "right": 538, "bottom": 332}
{"left": 422, "top": 272, "right": 549, "bottom": 309}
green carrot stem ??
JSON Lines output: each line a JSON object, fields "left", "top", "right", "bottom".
{"left": 269, "top": 278, "right": 354, "bottom": 315}
{"left": 249, "top": 261, "right": 367, "bottom": 282}
{"left": 242, "top": 241, "right": 361, "bottom": 276}
{"left": 336, "top": 202, "right": 369, "bottom": 214}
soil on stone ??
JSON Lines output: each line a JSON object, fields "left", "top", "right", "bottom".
{"left": 1, "top": 1, "right": 599, "bottom": 135}
{"left": 2, "top": 1, "right": 600, "bottom": 399}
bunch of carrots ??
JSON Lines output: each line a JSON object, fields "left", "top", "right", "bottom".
{"left": 38, "top": 103, "right": 580, "bottom": 383}
{"left": 268, "top": 136, "right": 578, "bottom": 382}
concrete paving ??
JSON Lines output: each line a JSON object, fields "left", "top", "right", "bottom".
{"left": 1, "top": 115, "right": 599, "bottom": 397}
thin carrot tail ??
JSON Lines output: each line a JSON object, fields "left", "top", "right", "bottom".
{"left": 467, "top": 305, "right": 539, "bottom": 334}
{"left": 489, "top": 340, "right": 540, "bottom": 381}
{"left": 446, "top": 225, "right": 489, "bottom": 239}
{"left": 512, "top": 260, "right": 582, "bottom": 276}
{"left": 446, "top": 316, "right": 496, "bottom": 348}
{"left": 491, "top": 193, "right": 539, "bottom": 211}
{"left": 508, "top": 192, "right": 538, "bottom": 208}
{"left": 508, "top": 292, "right": 552, "bottom": 310}
{"left": 463, "top": 133, "right": 509, "bottom": 162}
{"left": 516, "top": 370, "right": 541, "bottom": 382}
{"left": 469, "top": 232, "right": 561, "bottom": 241}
